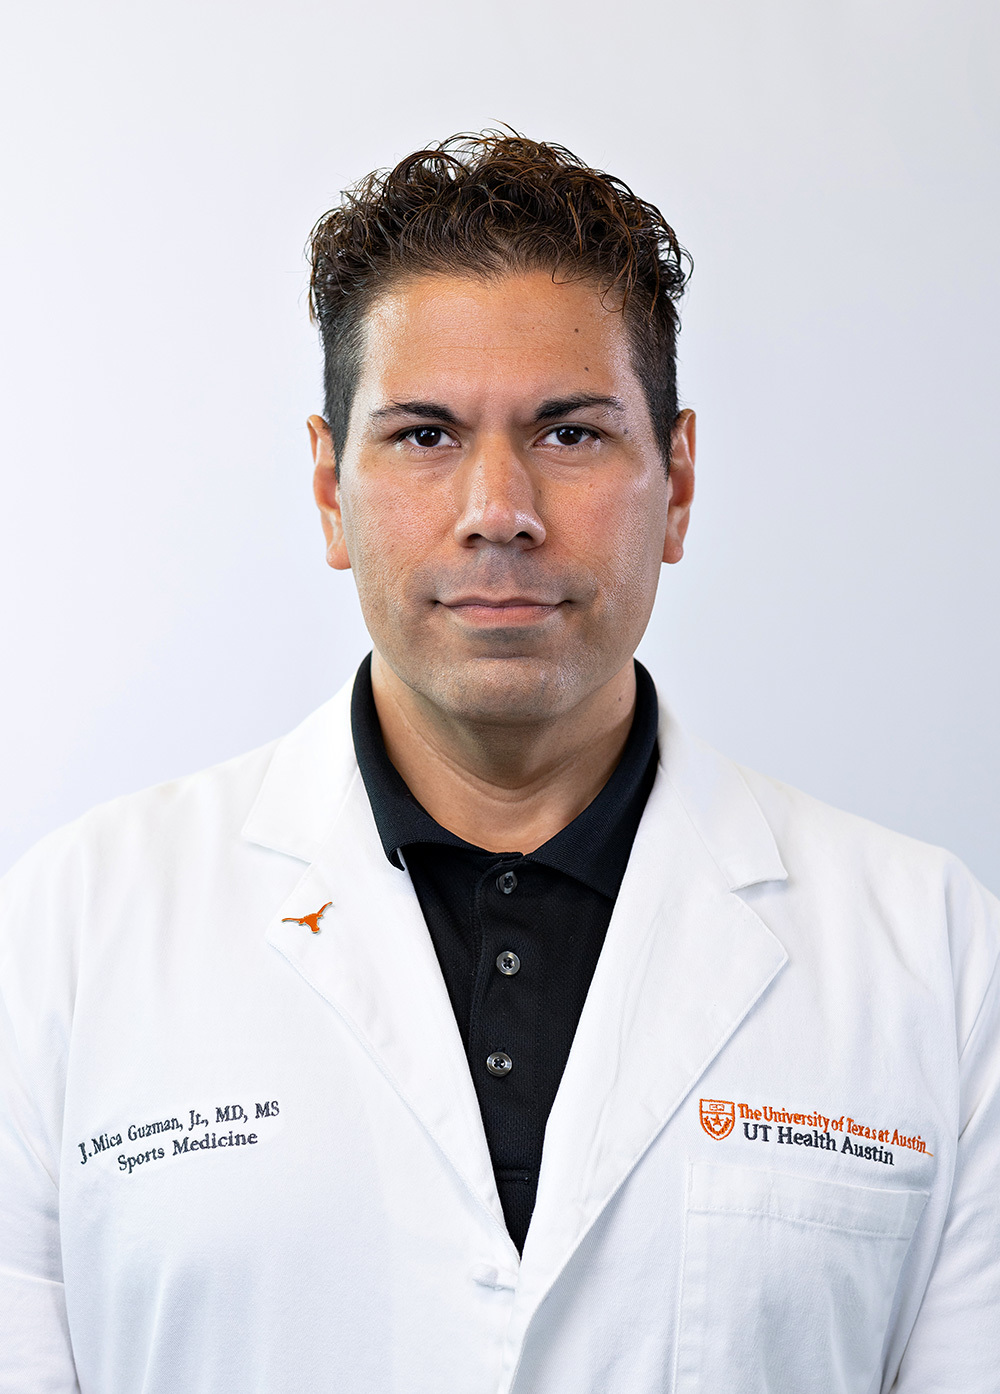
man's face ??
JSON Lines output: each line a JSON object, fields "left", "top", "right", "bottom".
{"left": 310, "top": 270, "right": 694, "bottom": 725}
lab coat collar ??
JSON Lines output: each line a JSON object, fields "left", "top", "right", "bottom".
{"left": 655, "top": 703, "right": 788, "bottom": 891}
{"left": 242, "top": 678, "right": 790, "bottom": 1297}
{"left": 241, "top": 678, "right": 787, "bottom": 894}
{"left": 241, "top": 684, "right": 356, "bottom": 863}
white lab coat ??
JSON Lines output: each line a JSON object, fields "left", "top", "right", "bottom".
{"left": 1, "top": 679, "right": 998, "bottom": 1393}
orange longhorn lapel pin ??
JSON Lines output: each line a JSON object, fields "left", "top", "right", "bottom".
{"left": 282, "top": 901, "right": 332, "bottom": 934}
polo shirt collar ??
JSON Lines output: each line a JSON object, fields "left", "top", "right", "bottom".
{"left": 350, "top": 653, "right": 659, "bottom": 900}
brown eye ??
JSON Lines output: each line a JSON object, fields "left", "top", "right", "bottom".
{"left": 543, "top": 425, "right": 594, "bottom": 446}
{"left": 411, "top": 427, "right": 446, "bottom": 448}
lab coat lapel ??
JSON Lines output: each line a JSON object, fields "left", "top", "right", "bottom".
{"left": 243, "top": 686, "right": 506, "bottom": 1234}
{"left": 517, "top": 714, "right": 789, "bottom": 1308}
{"left": 243, "top": 686, "right": 792, "bottom": 1293}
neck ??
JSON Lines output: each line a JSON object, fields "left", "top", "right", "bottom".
{"left": 369, "top": 653, "right": 637, "bottom": 854}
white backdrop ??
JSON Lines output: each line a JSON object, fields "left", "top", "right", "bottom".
{"left": 2, "top": 0, "right": 997, "bottom": 889}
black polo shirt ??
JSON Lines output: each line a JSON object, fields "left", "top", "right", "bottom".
{"left": 351, "top": 654, "right": 659, "bottom": 1252}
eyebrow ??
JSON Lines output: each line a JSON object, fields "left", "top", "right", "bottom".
{"left": 533, "top": 394, "right": 625, "bottom": 422}
{"left": 370, "top": 400, "right": 460, "bottom": 424}
{"left": 370, "top": 393, "right": 625, "bottom": 427}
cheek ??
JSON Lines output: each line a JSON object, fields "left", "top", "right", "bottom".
{"left": 340, "top": 477, "right": 447, "bottom": 601}
{"left": 565, "top": 479, "right": 667, "bottom": 607}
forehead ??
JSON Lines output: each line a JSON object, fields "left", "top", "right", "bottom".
{"left": 354, "top": 270, "right": 638, "bottom": 405}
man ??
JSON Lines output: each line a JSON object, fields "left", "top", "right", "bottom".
{"left": 1, "top": 133, "right": 997, "bottom": 1392}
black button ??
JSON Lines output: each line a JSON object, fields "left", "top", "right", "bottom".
{"left": 497, "top": 870, "right": 518, "bottom": 894}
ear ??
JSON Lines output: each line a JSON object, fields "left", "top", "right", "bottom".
{"left": 662, "top": 409, "right": 696, "bottom": 565}
{"left": 308, "top": 415, "right": 351, "bottom": 571}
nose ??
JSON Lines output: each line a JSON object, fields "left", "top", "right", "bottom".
{"left": 452, "top": 440, "right": 546, "bottom": 550}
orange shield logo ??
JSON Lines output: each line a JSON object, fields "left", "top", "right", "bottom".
{"left": 700, "top": 1099, "right": 735, "bottom": 1140}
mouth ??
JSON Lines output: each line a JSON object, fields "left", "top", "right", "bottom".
{"left": 437, "top": 596, "right": 565, "bottom": 628}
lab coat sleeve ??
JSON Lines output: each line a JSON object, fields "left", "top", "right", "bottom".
{"left": 0, "top": 995, "right": 79, "bottom": 1392}
{"left": 0, "top": 841, "right": 81, "bottom": 1394}
{"left": 891, "top": 866, "right": 1000, "bottom": 1392}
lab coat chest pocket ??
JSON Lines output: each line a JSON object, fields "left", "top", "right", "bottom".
{"left": 674, "top": 1161, "right": 927, "bottom": 1394}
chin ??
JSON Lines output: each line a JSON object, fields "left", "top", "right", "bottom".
{"left": 413, "top": 652, "right": 593, "bottom": 726}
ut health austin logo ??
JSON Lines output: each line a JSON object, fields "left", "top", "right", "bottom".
{"left": 700, "top": 1099, "right": 736, "bottom": 1140}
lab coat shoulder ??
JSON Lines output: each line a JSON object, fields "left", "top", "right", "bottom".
{"left": 1, "top": 735, "right": 277, "bottom": 965}
{"left": 734, "top": 759, "right": 1000, "bottom": 1054}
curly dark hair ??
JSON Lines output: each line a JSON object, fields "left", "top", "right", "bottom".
{"left": 308, "top": 131, "right": 691, "bottom": 470}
